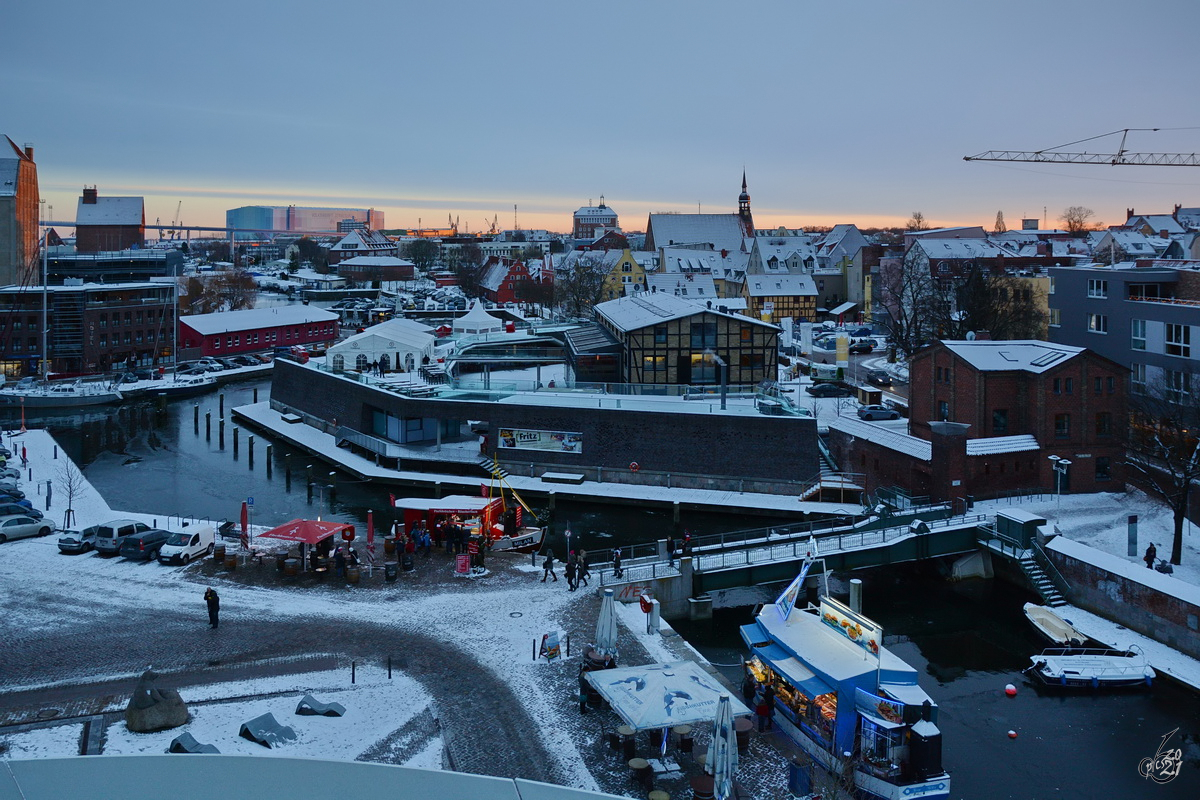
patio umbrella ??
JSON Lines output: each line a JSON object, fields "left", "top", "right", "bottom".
{"left": 706, "top": 694, "right": 738, "bottom": 800}
{"left": 240, "top": 501, "right": 249, "bottom": 550}
{"left": 595, "top": 588, "right": 618, "bottom": 658}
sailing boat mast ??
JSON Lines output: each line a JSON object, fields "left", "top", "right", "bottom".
{"left": 41, "top": 220, "right": 49, "bottom": 379}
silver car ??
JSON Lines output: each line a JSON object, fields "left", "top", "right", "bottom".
{"left": 0, "top": 514, "right": 54, "bottom": 544}
{"left": 94, "top": 519, "right": 153, "bottom": 556}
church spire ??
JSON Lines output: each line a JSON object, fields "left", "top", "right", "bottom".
{"left": 738, "top": 171, "right": 753, "bottom": 236}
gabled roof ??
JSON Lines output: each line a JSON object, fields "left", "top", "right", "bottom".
{"left": 76, "top": 196, "right": 144, "bottom": 226}
{"left": 744, "top": 274, "right": 817, "bottom": 297}
{"left": 647, "top": 213, "right": 748, "bottom": 254}
{"left": 645, "top": 272, "right": 718, "bottom": 299}
{"left": 331, "top": 318, "right": 435, "bottom": 351}
{"left": 1126, "top": 214, "right": 1184, "bottom": 235}
{"left": 827, "top": 417, "right": 932, "bottom": 461}
{"left": 180, "top": 306, "right": 338, "bottom": 335}
{"left": 939, "top": 340, "right": 1084, "bottom": 373}
{"left": 336, "top": 255, "right": 414, "bottom": 267}
{"left": 596, "top": 292, "right": 777, "bottom": 333}
{"left": 912, "top": 238, "right": 1009, "bottom": 259}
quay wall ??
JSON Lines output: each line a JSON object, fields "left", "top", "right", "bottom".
{"left": 271, "top": 360, "right": 821, "bottom": 484}
{"left": 1046, "top": 536, "right": 1200, "bottom": 661}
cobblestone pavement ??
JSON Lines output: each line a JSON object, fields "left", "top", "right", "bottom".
{"left": 1, "top": 545, "right": 804, "bottom": 796}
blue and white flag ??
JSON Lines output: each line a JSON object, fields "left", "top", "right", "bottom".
{"left": 775, "top": 560, "right": 814, "bottom": 622}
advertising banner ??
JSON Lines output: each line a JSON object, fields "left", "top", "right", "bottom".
{"left": 855, "top": 687, "right": 906, "bottom": 726}
{"left": 774, "top": 560, "right": 814, "bottom": 622}
{"left": 819, "top": 596, "right": 882, "bottom": 656}
{"left": 498, "top": 428, "right": 583, "bottom": 453}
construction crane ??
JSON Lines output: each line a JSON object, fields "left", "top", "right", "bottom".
{"left": 964, "top": 128, "right": 1200, "bottom": 167}
{"left": 168, "top": 201, "right": 183, "bottom": 239}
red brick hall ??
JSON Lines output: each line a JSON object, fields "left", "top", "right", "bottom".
{"left": 827, "top": 340, "right": 1126, "bottom": 504}
{"left": 178, "top": 307, "right": 338, "bottom": 361}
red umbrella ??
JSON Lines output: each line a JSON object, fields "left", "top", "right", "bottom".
{"left": 367, "top": 510, "right": 376, "bottom": 565}
{"left": 240, "top": 502, "right": 249, "bottom": 549}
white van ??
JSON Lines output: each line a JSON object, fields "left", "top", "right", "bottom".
{"left": 156, "top": 525, "right": 215, "bottom": 565}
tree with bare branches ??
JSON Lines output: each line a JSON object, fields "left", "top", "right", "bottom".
{"left": 1060, "top": 206, "right": 1101, "bottom": 237}
{"left": 56, "top": 460, "right": 88, "bottom": 530}
{"left": 1126, "top": 370, "right": 1200, "bottom": 565}
{"left": 906, "top": 211, "right": 930, "bottom": 231}
{"left": 556, "top": 253, "right": 610, "bottom": 317}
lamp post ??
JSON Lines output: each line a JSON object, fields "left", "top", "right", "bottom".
{"left": 1048, "top": 455, "right": 1071, "bottom": 506}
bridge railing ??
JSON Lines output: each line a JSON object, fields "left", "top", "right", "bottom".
{"left": 975, "top": 524, "right": 1027, "bottom": 559}
{"left": 1032, "top": 539, "right": 1071, "bottom": 597}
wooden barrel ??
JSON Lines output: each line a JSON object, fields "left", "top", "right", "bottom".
{"left": 283, "top": 558, "right": 299, "bottom": 577}
{"left": 213, "top": 543, "right": 226, "bottom": 562}
{"left": 275, "top": 552, "right": 288, "bottom": 571}
{"left": 690, "top": 774, "right": 715, "bottom": 800}
{"left": 384, "top": 537, "right": 396, "bottom": 555}
{"left": 346, "top": 566, "right": 360, "bottom": 584}
{"left": 223, "top": 552, "right": 237, "bottom": 570}
{"left": 734, "top": 717, "right": 753, "bottom": 753}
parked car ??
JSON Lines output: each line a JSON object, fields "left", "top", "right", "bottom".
{"left": 0, "top": 485, "right": 26, "bottom": 500}
{"left": 0, "top": 495, "right": 32, "bottom": 510}
{"left": 858, "top": 404, "right": 901, "bottom": 421}
{"left": 58, "top": 525, "right": 100, "bottom": 554}
{"left": 229, "top": 355, "right": 261, "bottom": 367}
{"left": 0, "top": 514, "right": 53, "bottom": 543}
{"left": 806, "top": 383, "right": 854, "bottom": 398}
{"left": 0, "top": 466, "right": 20, "bottom": 480}
{"left": 157, "top": 526, "right": 215, "bottom": 565}
{"left": 94, "top": 519, "right": 153, "bottom": 556}
{"left": 0, "top": 503, "right": 41, "bottom": 519}
{"left": 119, "top": 528, "right": 172, "bottom": 560}
{"left": 848, "top": 341, "right": 874, "bottom": 355}
{"left": 865, "top": 369, "right": 893, "bottom": 387}
{"left": 851, "top": 327, "right": 874, "bottom": 337}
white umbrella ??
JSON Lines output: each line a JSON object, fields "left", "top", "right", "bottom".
{"left": 595, "top": 588, "right": 619, "bottom": 657}
{"left": 706, "top": 694, "right": 738, "bottom": 800}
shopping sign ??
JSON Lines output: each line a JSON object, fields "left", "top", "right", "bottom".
{"left": 455, "top": 553, "right": 470, "bottom": 575}
{"left": 819, "top": 596, "right": 882, "bottom": 656}
{"left": 540, "top": 632, "right": 562, "bottom": 662}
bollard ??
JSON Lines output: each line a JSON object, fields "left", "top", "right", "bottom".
{"left": 388, "top": 657, "right": 392, "bottom": 679}
{"left": 233, "top": 426, "right": 239, "bottom": 457}
{"left": 248, "top": 435, "right": 254, "bottom": 470}
{"left": 351, "top": 661, "right": 356, "bottom": 685}
{"left": 53, "top": 446, "right": 58, "bottom": 459}
{"left": 45, "top": 480, "right": 52, "bottom": 510}
{"left": 219, "top": 393, "right": 225, "bottom": 417}
{"left": 849, "top": 578, "right": 863, "bottom": 613}
{"left": 253, "top": 387, "right": 259, "bottom": 403}
{"left": 193, "top": 404, "right": 199, "bottom": 433}
{"left": 266, "top": 444, "right": 272, "bottom": 478}
{"left": 206, "top": 411, "right": 211, "bottom": 441}
{"left": 219, "top": 419, "right": 225, "bottom": 449}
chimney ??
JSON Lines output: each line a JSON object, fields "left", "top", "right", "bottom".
{"left": 720, "top": 249, "right": 728, "bottom": 259}
{"left": 1126, "top": 208, "right": 1135, "bottom": 221}
{"left": 22, "top": 143, "right": 33, "bottom": 160}
{"left": 83, "top": 186, "right": 98, "bottom": 204}
{"left": 1174, "top": 204, "right": 1182, "bottom": 221}
{"left": 1160, "top": 229, "right": 1169, "bottom": 239}
{"left": 1036, "top": 242, "right": 1048, "bottom": 256}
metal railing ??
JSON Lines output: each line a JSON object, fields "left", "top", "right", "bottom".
{"left": 1032, "top": 539, "right": 1072, "bottom": 598}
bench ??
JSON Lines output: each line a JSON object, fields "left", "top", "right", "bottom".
{"left": 542, "top": 472, "right": 585, "bottom": 485}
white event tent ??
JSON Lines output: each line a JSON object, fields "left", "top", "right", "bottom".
{"left": 327, "top": 319, "right": 435, "bottom": 374}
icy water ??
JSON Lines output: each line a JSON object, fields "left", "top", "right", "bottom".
{"left": 9, "top": 379, "right": 1199, "bottom": 797}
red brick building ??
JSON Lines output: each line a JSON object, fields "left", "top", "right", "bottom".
{"left": 479, "top": 257, "right": 545, "bottom": 305}
{"left": 75, "top": 187, "right": 145, "bottom": 253}
{"left": 178, "top": 306, "right": 338, "bottom": 360}
{"left": 827, "top": 340, "right": 1127, "bottom": 503}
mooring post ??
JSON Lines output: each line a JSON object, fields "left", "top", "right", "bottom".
{"left": 233, "top": 426, "right": 239, "bottom": 457}
{"left": 219, "top": 393, "right": 225, "bottom": 417}
{"left": 266, "top": 444, "right": 273, "bottom": 478}
{"left": 247, "top": 435, "right": 254, "bottom": 469}
{"left": 193, "top": 404, "right": 200, "bottom": 433}
{"left": 206, "top": 411, "right": 211, "bottom": 441}
{"left": 219, "top": 418, "right": 225, "bottom": 449}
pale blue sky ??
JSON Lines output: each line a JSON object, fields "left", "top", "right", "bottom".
{"left": 6, "top": 0, "right": 1200, "bottom": 233}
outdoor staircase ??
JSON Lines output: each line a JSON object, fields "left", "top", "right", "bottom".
{"left": 1019, "top": 554, "right": 1067, "bottom": 607}
{"left": 479, "top": 456, "right": 510, "bottom": 479}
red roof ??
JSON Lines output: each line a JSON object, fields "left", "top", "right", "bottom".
{"left": 259, "top": 519, "right": 354, "bottom": 546}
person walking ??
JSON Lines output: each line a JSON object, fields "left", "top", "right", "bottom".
{"left": 565, "top": 557, "right": 578, "bottom": 591}
{"left": 203, "top": 587, "right": 220, "bottom": 629}
{"left": 541, "top": 550, "right": 558, "bottom": 582}
{"left": 612, "top": 547, "right": 623, "bottom": 579}
{"left": 741, "top": 671, "right": 757, "bottom": 705}
{"left": 1144, "top": 542, "right": 1157, "bottom": 569}
{"left": 334, "top": 547, "right": 347, "bottom": 578}
{"left": 666, "top": 534, "right": 676, "bottom": 567}
{"left": 762, "top": 684, "right": 776, "bottom": 731}
{"left": 577, "top": 550, "right": 590, "bottom": 587}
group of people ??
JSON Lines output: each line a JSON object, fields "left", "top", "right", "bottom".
{"left": 540, "top": 549, "right": 591, "bottom": 591}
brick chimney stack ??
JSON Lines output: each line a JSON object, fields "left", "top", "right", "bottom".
{"left": 22, "top": 144, "right": 33, "bottom": 160}
{"left": 82, "top": 186, "right": 98, "bottom": 204}
{"left": 1126, "top": 208, "right": 1135, "bottom": 220}
{"left": 1175, "top": 204, "right": 1182, "bottom": 221}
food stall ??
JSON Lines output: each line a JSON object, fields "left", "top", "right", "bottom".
{"left": 394, "top": 495, "right": 501, "bottom": 541}
{"left": 745, "top": 652, "right": 837, "bottom": 747}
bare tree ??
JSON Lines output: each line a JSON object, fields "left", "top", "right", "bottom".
{"left": 941, "top": 268, "right": 1048, "bottom": 341}
{"left": 454, "top": 244, "right": 485, "bottom": 297}
{"left": 1060, "top": 206, "right": 1101, "bottom": 237}
{"left": 1126, "top": 370, "right": 1200, "bottom": 565}
{"left": 56, "top": 460, "right": 87, "bottom": 529}
{"left": 906, "top": 211, "right": 930, "bottom": 231}
{"left": 178, "top": 268, "right": 257, "bottom": 314}
{"left": 557, "top": 253, "right": 610, "bottom": 317}
{"left": 993, "top": 211, "right": 1007, "bottom": 233}
{"left": 876, "top": 253, "right": 940, "bottom": 358}
{"left": 403, "top": 239, "right": 439, "bottom": 272}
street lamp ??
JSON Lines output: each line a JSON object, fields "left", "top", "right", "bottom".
{"left": 1048, "top": 455, "right": 1071, "bottom": 506}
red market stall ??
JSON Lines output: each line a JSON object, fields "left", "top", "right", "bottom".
{"left": 259, "top": 519, "right": 356, "bottom": 571}
{"left": 394, "top": 495, "right": 502, "bottom": 540}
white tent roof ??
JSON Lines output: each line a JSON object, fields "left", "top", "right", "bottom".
{"left": 584, "top": 661, "right": 752, "bottom": 731}
{"left": 453, "top": 301, "right": 504, "bottom": 334}
{"left": 327, "top": 319, "right": 434, "bottom": 361}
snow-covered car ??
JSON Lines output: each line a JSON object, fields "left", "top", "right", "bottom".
{"left": 58, "top": 525, "right": 100, "bottom": 554}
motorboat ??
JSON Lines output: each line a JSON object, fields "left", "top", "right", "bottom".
{"left": 115, "top": 372, "right": 217, "bottom": 400}
{"left": 0, "top": 378, "right": 123, "bottom": 407}
{"left": 1026, "top": 645, "right": 1155, "bottom": 689}
{"left": 741, "top": 587, "right": 950, "bottom": 800}
{"left": 1023, "top": 603, "right": 1089, "bottom": 647}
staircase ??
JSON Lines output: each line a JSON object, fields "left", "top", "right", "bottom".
{"left": 1019, "top": 554, "right": 1067, "bottom": 607}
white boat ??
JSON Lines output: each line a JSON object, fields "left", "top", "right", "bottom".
{"left": 1027, "top": 645, "right": 1155, "bottom": 689}
{"left": 741, "top": 592, "right": 950, "bottom": 800}
{"left": 116, "top": 373, "right": 217, "bottom": 400}
{"left": 1023, "top": 603, "right": 1089, "bottom": 647}
{"left": 0, "top": 379, "right": 123, "bottom": 407}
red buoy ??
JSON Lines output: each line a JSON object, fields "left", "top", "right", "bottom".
{"left": 1005, "top": 684, "right": 1017, "bottom": 697}
{"left": 1008, "top": 730, "right": 1018, "bottom": 739}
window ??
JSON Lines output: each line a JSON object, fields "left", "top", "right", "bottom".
{"left": 1048, "top": 276, "right": 1056, "bottom": 295}
{"left": 1053, "top": 378, "right": 1061, "bottom": 394}
{"left": 739, "top": 353, "right": 764, "bottom": 369}
{"left": 1087, "top": 279, "right": 1108, "bottom": 298}
{"left": 622, "top": 263, "right": 632, "bottom": 272}
{"left": 1166, "top": 370, "right": 1191, "bottom": 404}
{"left": 1096, "top": 457, "right": 1111, "bottom": 481}
{"left": 1131, "top": 319, "right": 1146, "bottom": 350}
{"left": 936, "top": 366, "right": 942, "bottom": 382}
{"left": 1065, "top": 378, "right": 1073, "bottom": 394}
{"left": 1166, "top": 324, "right": 1191, "bottom": 357}
{"left": 123, "top": 332, "right": 131, "bottom": 345}
{"left": 213, "top": 339, "right": 221, "bottom": 349}
{"left": 992, "top": 409, "right": 1008, "bottom": 434}
{"left": 937, "top": 400, "right": 949, "bottom": 420}
{"left": 1087, "top": 314, "right": 1107, "bottom": 334}
{"left": 689, "top": 322, "right": 717, "bottom": 348}
{"left": 1131, "top": 363, "right": 1146, "bottom": 394}
{"left": 1095, "top": 412, "right": 1112, "bottom": 436}
{"left": 124, "top": 312, "right": 132, "bottom": 325}
{"left": 99, "top": 314, "right": 107, "bottom": 329}
{"left": 654, "top": 326, "right": 667, "bottom": 345}
{"left": 1108, "top": 376, "right": 1116, "bottom": 393}
{"left": 1054, "top": 414, "right": 1070, "bottom": 438}
{"left": 740, "top": 327, "right": 752, "bottom": 342}
{"left": 1049, "top": 308, "right": 1061, "bottom": 327}
{"left": 99, "top": 334, "right": 107, "bottom": 347}
{"left": 691, "top": 354, "right": 717, "bottom": 383}
{"left": 1094, "top": 377, "right": 1102, "bottom": 394}
{"left": 227, "top": 336, "right": 234, "bottom": 347}
{"left": 642, "top": 356, "right": 665, "bottom": 372}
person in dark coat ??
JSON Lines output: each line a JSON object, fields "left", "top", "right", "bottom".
{"left": 565, "top": 558, "right": 578, "bottom": 591}
{"left": 334, "top": 548, "right": 347, "bottom": 577}
{"left": 741, "top": 672, "right": 757, "bottom": 705}
{"left": 666, "top": 534, "right": 676, "bottom": 566}
{"left": 612, "top": 547, "right": 623, "bottom": 579}
{"left": 577, "top": 550, "right": 590, "bottom": 587}
{"left": 541, "top": 551, "right": 558, "bottom": 582}
{"left": 762, "top": 684, "right": 776, "bottom": 730}
{"left": 578, "top": 669, "right": 590, "bottom": 715}
{"left": 1144, "top": 542, "right": 1157, "bottom": 569}
{"left": 204, "top": 587, "right": 220, "bottom": 628}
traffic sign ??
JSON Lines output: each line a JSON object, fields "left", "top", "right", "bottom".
{"left": 247, "top": 497, "right": 254, "bottom": 506}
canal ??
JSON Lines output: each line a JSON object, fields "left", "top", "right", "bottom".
{"left": 11, "top": 380, "right": 1198, "bottom": 797}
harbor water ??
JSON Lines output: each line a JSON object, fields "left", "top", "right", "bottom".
{"left": 12, "top": 380, "right": 1199, "bottom": 797}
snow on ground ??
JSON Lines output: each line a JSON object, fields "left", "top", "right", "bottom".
{"left": 0, "top": 722, "right": 83, "bottom": 759}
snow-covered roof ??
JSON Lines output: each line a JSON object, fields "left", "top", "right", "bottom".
{"left": 180, "top": 306, "right": 338, "bottom": 335}
{"left": 76, "top": 196, "right": 143, "bottom": 226}
{"left": 940, "top": 340, "right": 1084, "bottom": 373}
{"left": 597, "top": 292, "right": 775, "bottom": 333}
{"left": 826, "top": 417, "right": 932, "bottom": 461}
{"left": 1127, "top": 214, "right": 1184, "bottom": 235}
{"left": 744, "top": 274, "right": 817, "bottom": 297}
{"left": 478, "top": 260, "right": 512, "bottom": 293}
{"left": 648, "top": 213, "right": 748, "bottom": 254}
{"left": 645, "top": 272, "right": 718, "bottom": 299}
{"left": 574, "top": 205, "right": 618, "bottom": 218}
{"left": 337, "top": 256, "right": 414, "bottom": 267}
{"left": 453, "top": 301, "right": 503, "bottom": 333}
{"left": 965, "top": 434, "right": 1041, "bottom": 456}
{"left": 329, "top": 318, "right": 434, "bottom": 354}
{"left": 913, "top": 238, "right": 1009, "bottom": 259}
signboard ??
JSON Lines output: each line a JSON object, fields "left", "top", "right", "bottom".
{"left": 855, "top": 687, "right": 907, "bottom": 726}
{"left": 540, "top": 632, "right": 562, "bottom": 662}
{"left": 498, "top": 427, "right": 583, "bottom": 453}
{"left": 774, "top": 559, "right": 814, "bottom": 622}
{"left": 819, "top": 596, "right": 882, "bottom": 656}
{"left": 455, "top": 553, "right": 470, "bottom": 575}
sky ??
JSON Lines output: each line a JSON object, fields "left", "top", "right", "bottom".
{"left": 6, "top": 0, "right": 1200, "bottom": 235}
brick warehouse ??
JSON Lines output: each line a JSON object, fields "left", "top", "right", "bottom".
{"left": 269, "top": 360, "right": 820, "bottom": 486}
{"left": 827, "top": 340, "right": 1127, "bottom": 503}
